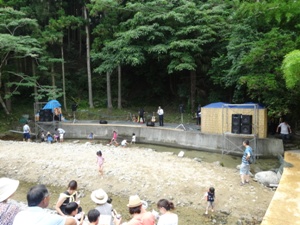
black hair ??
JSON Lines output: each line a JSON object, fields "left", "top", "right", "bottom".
{"left": 55, "top": 128, "right": 58, "bottom": 131}
{"left": 129, "top": 205, "right": 142, "bottom": 215}
{"left": 209, "top": 187, "right": 215, "bottom": 193}
{"left": 27, "top": 184, "right": 49, "bottom": 207}
{"left": 244, "top": 140, "right": 249, "bottom": 145}
{"left": 97, "top": 151, "right": 102, "bottom": 156}
{"left": 87, "top": 209, "right": 100, "bottom": 223}
{"left": 68, "top": 180, "right": 78, "bottom": 190}
{"left": 65, "top": 202, "right": 78, "bottom": 215}
{"left": 132, "top": 133, "right": 135, "bottom": 135}
{"left": 157, "top": 199, "right": 175, "bottom": 211}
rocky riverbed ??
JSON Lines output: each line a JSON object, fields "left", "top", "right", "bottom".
{"left": 0, "top": 140, "right": 275, "bottom": 224}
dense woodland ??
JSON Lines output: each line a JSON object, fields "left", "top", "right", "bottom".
{"left": 0, "top": 0, "right": 300, "bottom": 121}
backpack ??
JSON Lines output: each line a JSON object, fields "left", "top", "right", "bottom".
{"left": 248, "top": 150, "right": 255, "bottom": 164}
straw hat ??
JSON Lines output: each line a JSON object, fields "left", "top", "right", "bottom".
{"left": 91, "top": 189, "right": 108, "bottom": 204}
{"left": 0, "top": 177, "right": 19, "bottom": 202}
{"left": 127, "top": 195, "right": 142, "bottom": 208}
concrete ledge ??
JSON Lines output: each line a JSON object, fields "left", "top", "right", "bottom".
{"left": 37, "top": 122, "right": 283, "bottom": 156}
{"left": 261, "top": 150, "right": 300, "bottom": 225}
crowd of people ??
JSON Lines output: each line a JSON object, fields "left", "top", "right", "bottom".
{"left": 0, "top": 177, "right": 180, "bottom": 225}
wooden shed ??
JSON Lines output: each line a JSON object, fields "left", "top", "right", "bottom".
{"left": 201, "top": 102, "right": 267, "bottom": 138}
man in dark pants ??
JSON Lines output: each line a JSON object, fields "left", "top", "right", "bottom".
{"left": 157, "top": 106, "right": 164, "bottom": 126}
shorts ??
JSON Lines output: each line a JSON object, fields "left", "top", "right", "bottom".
{"left": 207, "top": 201, "right": 214, "bottom": 208}
{"left": 240, "top": 163, "right": 250, "bottom": 175}
{"left": 23, "top": 133, "right": 30, "bottom": 139}
{"left": 59, "top": 133, "right": 64, "bottom": 139}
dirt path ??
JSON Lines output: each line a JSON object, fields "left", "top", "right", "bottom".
{"left": 0, "top": 140, "right": 275, "bottom": 224}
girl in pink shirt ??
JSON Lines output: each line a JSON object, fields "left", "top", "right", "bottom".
{"left": 96, "top": 151, "right": 105, "bottom": 178}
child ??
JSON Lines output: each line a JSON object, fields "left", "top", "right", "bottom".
{"left": 131, "top": 133, "right": 136, "bottom": 144}
{"left": 46, "top": 132, "right": 53, "bottom": 144}
{"left": 40, "top": 131, "right": 45, "bottom": 142}
{"left": 203, "top": 187, "right": 215, "bottom": 215}
{"left": 87, "top": 132, "right": 94, "bottom": 140}
{"left": 87, "top": 209, "right": 100, "bottom": 225}
{"left": 96, "top": 151, "right": 105, "bottom": 178}
{"left": 64, "top": 202, "right": 85, "bottom": 225}
{"left": 108, "top": 131, "right": 118, "bottom": 146}
{"left": 121, "top": 139, "right": 128, "bottom": 147}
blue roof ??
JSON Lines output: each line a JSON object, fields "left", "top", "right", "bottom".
{"left": 203, "top": 102, "right": 265, "bottom": 109}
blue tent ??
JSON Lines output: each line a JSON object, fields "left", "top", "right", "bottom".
{"left": 43, "top": 100, "right": 61, "bottom": 113}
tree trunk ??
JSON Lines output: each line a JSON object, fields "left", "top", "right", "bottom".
{"left": 32, "top": 60, "right": 38, "bottom": 104}
{"left": 4, "top": 83, "right": 11, "bottom": 112}
{"left": 190, "top": 70, "right": 196, "bottom": 113}
{"left": 84, "top": 5, "right": 94, "bottom": 108}
{"left": 61, "top": 43, "right": 67, "bottom": 112}
{"left": 51, "top": 63, "right": 55, "bottom": 87}
{"left": 106, "top": 72, "right": 113, "bottom": 109}
{"left": 0, "top": 94, "right": 9, "bottom": 115}
{"left": 118, "top": 64, "right": 122, "bottom": 109}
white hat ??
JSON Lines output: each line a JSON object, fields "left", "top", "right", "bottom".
{"left": 127, "top": 195, "right": 142, "bottom": 208}
{"left": 91, "top": 189, "right": 108, "bottom": 204}
{"left": 0, "top": 177, "right": 19, "bottom": 202}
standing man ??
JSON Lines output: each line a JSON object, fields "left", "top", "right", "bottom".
{"left": 13, "top": 184, "right": 76, "bottom": 225}
{"left": 55, "top": 127, "right": 66, "bottom": 142}
{"left": 157, "top": 106, "right": 164, "bottom": 126}
{"left": 276, "top": 120, "right": 292, "bottom": 143}
{"left": 240, "top": 140, "right": 252, "bottom": 186}
{"left": 23, "top": 122, "right": 31, "bottom": 142}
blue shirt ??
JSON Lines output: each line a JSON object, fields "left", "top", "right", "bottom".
{"left": 242, "top": 146, "right": 252, "bottom": 165}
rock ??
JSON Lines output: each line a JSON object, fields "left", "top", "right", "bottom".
{"left": 254, "top": 171, "right": 279, "bottom": 186}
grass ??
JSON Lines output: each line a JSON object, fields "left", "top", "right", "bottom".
{"left": 0, "top": 105, "right": 198, "bottom": 133}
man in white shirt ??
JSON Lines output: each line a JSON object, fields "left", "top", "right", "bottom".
{"left": 157, "top": 106, "right": 164, "bottom": 126}
{"left": 23, "top": 122, "right": 31, "bottom": 142}
{"left": 55, "top": 128, "right": 66, "bottom": 142}
{"left": 13, "top": 184, "right": 76, "bottom": 225}
{"left": 276, "top": 120, "right": 292, "bottom": 143}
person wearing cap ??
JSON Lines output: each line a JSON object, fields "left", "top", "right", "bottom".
{"left": 0, "top": 177, "right": 21, "bottom": 225}
{"left": 114, "top": 195, "right": 155, "bottom": 225}
{"left": 91, "top": 189, "right": 113, "bottom": 225}
{"left": 13, "top": 184, "right": 76, "bottom": 225}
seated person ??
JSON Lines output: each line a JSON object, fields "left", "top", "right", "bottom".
{"left": 87, "top": 132, "right": 94, "bottom": 140}
{"left": 46, "top": 132, "right": 53, "bottom": 144}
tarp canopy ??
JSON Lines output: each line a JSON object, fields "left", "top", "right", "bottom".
{"left": 203, "top": 102, "right": 265, "bottom": 109}
{"left": 43, "top": 100, "right": 61, "bottom": 113}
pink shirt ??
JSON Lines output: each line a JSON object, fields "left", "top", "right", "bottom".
{"left": 97, "top": 156, "right": 104, "bottom": 166}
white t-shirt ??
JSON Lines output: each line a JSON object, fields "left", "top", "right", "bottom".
{"left": 278, "top": 122, "right": 290, "bottom": 134}
{"left": 23, "top": 124, "right": 30, "bottom": 133}
{"left": 132, "top": 135, "right": 136, "bottom": 142}
{"left": 121, "top": 140, "right": 127, "bottom": 146}
{"left": 157, "top": 213, "right": 178, "bottom": 225}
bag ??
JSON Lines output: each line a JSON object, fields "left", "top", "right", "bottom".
{"left": 248, "top": 151, "right": 255, "bottom": 164}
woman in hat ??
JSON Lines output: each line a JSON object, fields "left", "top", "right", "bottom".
{"left": 91, "top": 188, "right": 113, "bottom": 225}
{"left": 156, "top": 199, "right": 178, "bottom": 225}
{"left": 0, "top": 177, "right": 21, "bottom": 225}
{"left": 114, "top": 195, "right": 155, "bottom": 225}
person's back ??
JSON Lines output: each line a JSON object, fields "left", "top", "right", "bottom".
{"left": 13, "top": 184, "right": 76, "bottom": 225}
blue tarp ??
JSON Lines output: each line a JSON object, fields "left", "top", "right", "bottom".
{"left": 43, "top": 100, "right": 61, "bottom": 113}
{"left": 203, "top": 102, "right": 265, "bottom": 109}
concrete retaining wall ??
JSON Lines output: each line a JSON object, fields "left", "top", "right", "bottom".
{"left": 38, "top": 122, "right": 283, "bottom": 157}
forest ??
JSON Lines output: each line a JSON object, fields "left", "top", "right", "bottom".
{"left": 0, "top": 0, "right": 300, "bottom": 122}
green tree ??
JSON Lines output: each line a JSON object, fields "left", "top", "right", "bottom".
{"left": 0, "top": 7, "right": 42, "bottom": 114}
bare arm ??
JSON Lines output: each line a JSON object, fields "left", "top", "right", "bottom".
{"left": 55, "top": 195, "right": 67, "bottom": 216}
